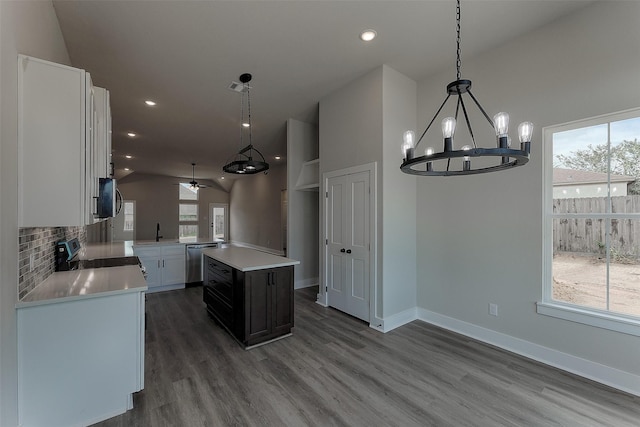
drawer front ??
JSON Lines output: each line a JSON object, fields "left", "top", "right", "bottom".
{"left": 207, "top": 278, "right": 232, "bottom": 305}
{"left": 209, "top": 292, "right": 233, "bottom": 328}
{"left": 206, "top": 258, "right": 232, "bottom": 283}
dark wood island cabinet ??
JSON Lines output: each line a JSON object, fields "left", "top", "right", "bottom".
{"left": 202, "top": 247, "right": 298, "bottom": 348}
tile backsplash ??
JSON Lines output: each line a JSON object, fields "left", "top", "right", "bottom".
{"left": 18, "top": 226, "right": 86, "bottom": 299}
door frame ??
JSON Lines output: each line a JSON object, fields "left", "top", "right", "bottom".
{"left": 319, "top": 162, "right": 377, "bottom": 326}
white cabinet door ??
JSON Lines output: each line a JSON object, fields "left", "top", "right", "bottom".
{"left": 160, "top": 245, "right": 186, "bottom": 286}
{"left": 18, "top": 55, "right": 90, "bottom": 227}
{"left": 17, "top": 291, "right": 145, "bottom": 427}
{"left": 134, "top": 245, "right": 185, "bottom": 292}
{"left": 93, "top": 86, "right": 111, "bottom": 179}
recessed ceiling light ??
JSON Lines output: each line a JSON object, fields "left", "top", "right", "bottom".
{"left": 124, "top": 168, "right": 131, "bottom": 171}
{"left": 127, "top": 132, "right": 136, "bottom": 137}
{"left": 360, "top": 29, "right": 377, "bottom": 42}
{"left": 242, "top": 122, "right": 250, "bottom": 128}
{"left": 220, "top": 176, "right": 225, "bottom": 180}
{"left": 275, "top": 156, "right": 281, "bottom": 160}
{"left": 125, "top": 155, "right": 133, "bottom": 159}
{"left": 145, "top": 100, "right": 156, "bottom": 106}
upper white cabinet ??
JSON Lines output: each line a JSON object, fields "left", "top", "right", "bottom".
{"left": 93, "top": 86, "right": 112, "bottom": 180}
{"left": 18, "top": 55, "right": 110, "bottom": 227}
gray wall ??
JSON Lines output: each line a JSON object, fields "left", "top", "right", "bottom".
{"left": 286, "top": 119, "right": 319, "bottom": 288}
{"left": 116, "top": 172, "right": 229, "bottom": 241}
{"left": 0, "top": 1, "right": 71, "bottom": 424}
{"left": 416, "top": 1, "right": 640, "bottom": 378}
{"left": 229, "top": 162, "right": 286, "bottom": 253}
{"left": 319, "top": 65, "right": 418, "bottom": 323}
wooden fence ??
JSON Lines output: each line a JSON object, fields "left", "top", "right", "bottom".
{"left": 553, "top": 196, "right": 640, "bottom": 260}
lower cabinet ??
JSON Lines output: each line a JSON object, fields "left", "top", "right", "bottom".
{"left": 203, "top": 255, "right": 293, "bottom": 348}
{"left": 17, "top": 290, "right": 145, "bottom": 427}
{"left": 134, "top": 244, "right": 186, "bottom": 292}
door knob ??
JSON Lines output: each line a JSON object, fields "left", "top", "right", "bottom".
{"left": 340, "top": 248, "right": 346, "bottom": 253}
{"left": 346, "top": 249, "right": 352, "bottom": 254}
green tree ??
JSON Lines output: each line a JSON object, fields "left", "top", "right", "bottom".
{"left": 555, "top": 139, "right": 640, "bottom": 194}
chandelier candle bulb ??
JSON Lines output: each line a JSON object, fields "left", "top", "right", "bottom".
{"left": 425, "top": 147, "right": 434, "bottom": 171}
{"left": 402, "top": 130, "right": 416, "bottom": 160}
{"left": 518, "top": 121, "right": 534, "bottom": 154}
{"left": 462, "top": 145, "right": 472, "bottom": 171}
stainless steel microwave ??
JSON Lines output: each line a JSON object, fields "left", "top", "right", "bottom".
{"left": 97, "top": 178, "right": 118, "bottom": 218}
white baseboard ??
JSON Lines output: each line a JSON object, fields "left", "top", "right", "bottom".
{"left": 370, "top": 307, "right": 417, "bottom": 333}
{"left": 228, "top": 240, "right": 285, "bottom": 256}
{"left": 294, "top": 277, "right": 318, "bottom": 290}
{"left": 416, "top": 307, "right": 640, "bottom": 397}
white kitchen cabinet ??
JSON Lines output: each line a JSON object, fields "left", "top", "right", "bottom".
{"left": 134, "top": 244, "right": 186, "bottom": 292}
{"left": 17, "top": 289, "right": 145, "bottom": 427}
{"left": 93, "top": 86, "right": 112, "bottom": 180}
{"left": 18, "top": 55, "right": 111, "bottom": 227}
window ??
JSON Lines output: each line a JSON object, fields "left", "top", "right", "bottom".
{"left": 540, "top": 108, "right": 640, "bottom": 335}
{"left": 179, "top": 184, "right": 198, "bottom": 239}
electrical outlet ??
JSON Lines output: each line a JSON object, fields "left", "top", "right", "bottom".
{"left": 29, "top": 253, "right": 35, "bottom": 272}
{"left": 489, "top": 303, "right": 498, "bottom": 316}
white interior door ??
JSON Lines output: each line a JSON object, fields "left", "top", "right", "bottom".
{"left": 326, "top": 170, "right": 370, "bottom": 321}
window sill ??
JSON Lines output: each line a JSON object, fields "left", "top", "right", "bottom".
{"left": 537, "top": 301, "right": 640, "bottom": 337}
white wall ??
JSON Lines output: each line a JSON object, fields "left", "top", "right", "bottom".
{"left": 381, "top": 66, "right": 417, "bottom": 320}
{"left": 416, "top": 0, "right": 640, "bottom": 389}
{"left": 116, "top": 172, "right": 229, "bottom": 241}
{"left": 229, "top": 162, "right": 286, "bottom": 253}
{"left": 286, "top": 119, "right": 319, "bottom": 288}
{"left": 0, "top": 1, "right": 70, "bottom": 424}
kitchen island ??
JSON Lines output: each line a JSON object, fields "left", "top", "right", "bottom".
{"left": 202, "top": 246, "right": 299, "bottom": 349}
{"left": 16, "top": 265, "right": 146, "bottom": 427}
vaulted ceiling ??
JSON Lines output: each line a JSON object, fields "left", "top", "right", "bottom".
{"left": 52, "top": 0, "right": 592, "bottom": 191}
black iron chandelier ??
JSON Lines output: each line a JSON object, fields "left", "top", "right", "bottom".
{"left": 223, "top": 73, "right": 269, "bottom": 175}
{"left": 400, "top": 0, "right": 533, "bottom": 176}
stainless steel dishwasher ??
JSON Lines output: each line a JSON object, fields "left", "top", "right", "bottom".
{"left": 185, "top": 243, "right": 218, "bottom": 284}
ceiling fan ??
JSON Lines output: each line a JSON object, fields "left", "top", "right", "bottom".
{"left": 182, "top": 163, "right": 207, "bottom": 191}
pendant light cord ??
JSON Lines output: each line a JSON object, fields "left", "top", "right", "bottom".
{"left": 456, "top": 0, "right": 462, "bottom": 81}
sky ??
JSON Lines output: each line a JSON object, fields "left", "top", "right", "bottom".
{"left": 553, "top": 116, "right": 640, "bottom": 167}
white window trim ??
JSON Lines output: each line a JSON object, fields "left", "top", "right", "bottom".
{"left": 540, "top": 107, "right": 640, "bottom": 336}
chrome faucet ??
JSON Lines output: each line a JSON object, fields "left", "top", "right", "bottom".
{"left": 155, "top": 223, "right": 163, "bottom": 242}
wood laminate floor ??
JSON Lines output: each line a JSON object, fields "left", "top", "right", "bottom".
{"left": 93, "top": 286, "right": 639, "bottom": 427}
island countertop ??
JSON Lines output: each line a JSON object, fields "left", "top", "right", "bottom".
{"left": 17, "top": 265, "right": 147, "bottom": 308}
{"left": 202, "top": 246, "right": 299, "bottom": 272}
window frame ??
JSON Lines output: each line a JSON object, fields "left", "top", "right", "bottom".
{"left": 538, "top": 107, "right": 640, "bottom": 337}
{"left": 178, "top": 183, "right": 199, "bottom": 239}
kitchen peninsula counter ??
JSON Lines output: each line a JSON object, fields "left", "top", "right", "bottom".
{"left": 17, "top": 265, "right": 147, "bottom": 308}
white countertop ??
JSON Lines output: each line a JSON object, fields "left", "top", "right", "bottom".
{"left": 80, "top": 239, "right": 222, "bottom": 260}
{"left": 79, "top": 241, "right": 135, "bottom": 259}
{"left": 202, "top": 246, "right": 299, "bottom": 272}
{"left": 17, "top": 265, "right": 147, "bottom": 308}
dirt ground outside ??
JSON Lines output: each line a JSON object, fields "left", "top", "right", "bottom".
{"left": 553, "top": 253, "right": 640, "bottom": 317}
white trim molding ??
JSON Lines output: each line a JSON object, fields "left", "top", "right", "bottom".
{"left": 537, "top": 301, "right": 640, "bottom": 337}
{"left": 370, "top": 307, "right": 417, "bottom": 333}
{"left": 417, "top": 307, "right": 640, "bottom": 397}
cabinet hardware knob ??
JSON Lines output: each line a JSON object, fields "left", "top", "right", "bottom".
{"left": 346, "top": 249, "right": 352, "bottom": 254}
{"left": 340, "top": 248, "right": 346, "bottom": 253}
